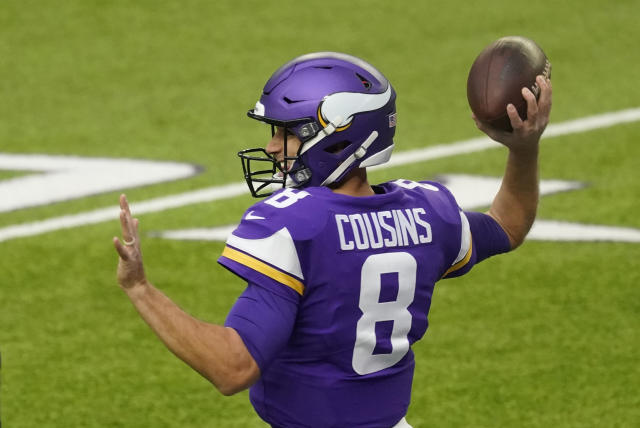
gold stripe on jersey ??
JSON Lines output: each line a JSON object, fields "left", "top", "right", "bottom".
{"left": 443, "top": 235, "right": 474, "bottom": 278}
{"left": 222, "top": 246, "right": 305, "bottom": 295}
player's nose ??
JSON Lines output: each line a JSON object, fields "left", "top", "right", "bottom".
{"left": 265, "top": 132, "right": 284, "bottom": 156}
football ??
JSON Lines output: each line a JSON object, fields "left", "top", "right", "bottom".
{"left": 467, "top": 36, "right": 551, "bottom": 131}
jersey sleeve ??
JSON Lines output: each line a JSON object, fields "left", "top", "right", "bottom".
{"left": 441, "top": 211, "right": 511, "bottom": 279}
{"left": 217, "top": 202, "right": 305, "bottom": 302}
{"left": 439, "top": 211, "right": 471, "bottom": 278}
{"left": 225, "top": 282, "right": 298, "bottom": 371}
{"left": 464, "top": 211, "right": 512, "bottom": 262}
{"left": 414, "top": 180, "right": 508, "bottom": 279}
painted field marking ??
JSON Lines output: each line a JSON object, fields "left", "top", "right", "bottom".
{"left": 372, "top": 107, "right": 640, "bottom": 169}
{"left": 1, "top": 108, "right": 639, "bottom": 243}
{"left": 0, "top": 155, "right": 199, "bottom": 213}
{"left": 0, "top": 183, "right": 247, "bottom": 242}
{"left": 157, "top": 174, "right": 640, "bottom": 243}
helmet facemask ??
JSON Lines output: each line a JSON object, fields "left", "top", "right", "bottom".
{"left": 239, "top": 121, "right": 313, "bottom": 198}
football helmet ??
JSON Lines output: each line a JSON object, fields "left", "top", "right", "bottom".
{"left": 239, "top": 52, "right": 397, "bottom": 197}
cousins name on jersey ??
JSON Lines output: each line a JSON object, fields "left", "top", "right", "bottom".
{"left": 335, "top": 208, "right": 432, "bottom": 251}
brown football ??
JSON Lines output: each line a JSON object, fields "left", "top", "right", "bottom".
{"left": 467, "top": 36, "right": 551, "bottom": 131}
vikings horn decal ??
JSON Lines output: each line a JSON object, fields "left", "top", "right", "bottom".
{"left": 253, "top": 101, "right": 266, "bottom": 117}
{"left": 318, "top": 86, "right": 393, "bottom": 130}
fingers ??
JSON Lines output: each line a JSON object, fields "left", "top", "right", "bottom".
{"left": 120, "top": 210, "right": 134, "bottom": 243}
{"left": 536, "top": 75, "right": 552, "bottom": 117}
{"left": 523, "top": 86, "right": 538, "bottom": 124}
{"left": 120, "top": 194, "right": 131, "bottom": 215}
{"left": 472, "top": 76, "right": 552, "bottom": 151}
{"left": 471, "top": 113, "right": 485, "bottom": 131}
{"left": 506, "top": 103, "right": 524, "bottom": 131}
{"left": 119, "top": 194, "right": 132, "bottom": 235}
{"left": 472, "top": 114, "right": 491, "bottom": 135}
{"left": 116, "top": 194, "right": 141, "bottom": 251}
{"left": 511, "top": 76, "right": 551, "bottom": 133}
{"left": 118, "top": 194, "right": 140, "bottom": 243}
{"left": 471, "top": 113, "right": 504, "bottom": 141}
{"left": 114, "top": 195, "right": 147, "bottom": 289}
{"left": 113, "top": 236, "right": 130, "bottom": 260}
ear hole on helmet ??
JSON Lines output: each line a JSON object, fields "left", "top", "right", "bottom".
{"left": 355, "top": 73, "right": 371, "bottom": 89}
{"left": 324, "top": 141, "right": 350, "bottom": 154}
{"left": 283, "top": 97, "right": 302, "bottom": 104}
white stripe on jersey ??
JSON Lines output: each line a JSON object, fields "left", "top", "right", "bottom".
{"left": 226, "top": 227, "right": 304, "bottom": 280}
{"left": 392, "top": 417, "right": 413, "bottom": 428}
{"left": 452, "top": 211, "right": 472, "bottom": 265}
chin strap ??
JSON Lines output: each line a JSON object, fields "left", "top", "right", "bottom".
{"left": 299, "top": 115, "right": 343, "bottom": 155}
{"left": 320, "top": 131, "right": 378, "bottom": 186}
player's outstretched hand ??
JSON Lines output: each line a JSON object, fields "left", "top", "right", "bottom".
{"left": 473, "top": 75, "right": 552, "bottom": 153}
{"left": 113, "top": 194, "right": 147, "bottom": 290}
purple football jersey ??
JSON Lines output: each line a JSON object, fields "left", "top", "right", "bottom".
{"left": 218, "top": 179, "right": 474, "bottom": 427}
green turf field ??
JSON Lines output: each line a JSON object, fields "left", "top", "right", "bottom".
{"left": 1, "top": 0, "right": 639, "bottom": 426}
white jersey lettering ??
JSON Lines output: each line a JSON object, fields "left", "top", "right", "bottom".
{"left": 335, "top": 208, "right": 433, "bottom": 251}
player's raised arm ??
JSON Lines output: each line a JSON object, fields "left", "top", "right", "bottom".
{"left": 113, "top": 195, "right": 260, "bottom": 395}
{"left": 474, "top": 75, "right": 552, "bottom": 248}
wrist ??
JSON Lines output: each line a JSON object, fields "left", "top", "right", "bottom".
{"left": 123, "top": 278, "right": 152, "bottom": 301}
{"left": 508, "top": 143, "right": 539, "bottom": 164}
{"left": 510, "top": 139, "right": 539, "bottom": 155}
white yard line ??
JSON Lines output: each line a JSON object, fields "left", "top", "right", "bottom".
{"left": 1, "top": 108, "right": 639, "bottom": 243}
{"left": 0, "top": 183, "right": 247, "bottom": 242}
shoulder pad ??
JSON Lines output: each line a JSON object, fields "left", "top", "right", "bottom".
{"left": 389, "top": 179, "right": 462, "bottom": 226}
{"left": 235, "top": 188, "right": 330, "bottom": 241}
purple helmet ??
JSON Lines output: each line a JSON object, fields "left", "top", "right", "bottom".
{"left": 239, "top": 52, "right": 397, "bottom": 197}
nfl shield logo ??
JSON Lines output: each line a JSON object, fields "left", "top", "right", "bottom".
{"left": 388, "top": 112, "right": 397, "bottom": 128}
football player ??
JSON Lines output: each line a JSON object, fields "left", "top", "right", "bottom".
{"left": 114, "top": 52, "right": 551, "bottom": 427}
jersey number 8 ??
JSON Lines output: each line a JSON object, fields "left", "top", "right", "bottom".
{"left": 352, "top": 252, "right": 417, "bottom": 375}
